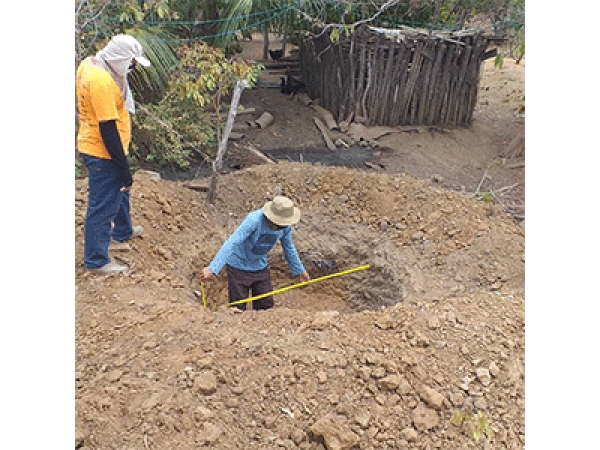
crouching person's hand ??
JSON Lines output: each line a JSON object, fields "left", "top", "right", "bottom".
{"left": 199, "top": 267, "right": 215, "bottom": 282}
{"left": 297, "top": 271, "right": 310, "bottom": 283}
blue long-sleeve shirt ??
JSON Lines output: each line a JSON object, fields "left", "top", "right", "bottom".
{"left": 208, "top": 210, "right": 305, "bottom": 276}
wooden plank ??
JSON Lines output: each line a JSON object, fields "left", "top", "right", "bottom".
{"left": 377, "top": 40, "right": 400, "bottom": 125}
{"left": 313, "top": 116, "right": 337, "bottom": 151}
{"left": 347, "top": 31, "right": 357, "bottom": 124}
{"left": 355, "top": 38, "right": 368, "bottom": 117}
{"left": 367, "top": 33, "right": 387, "bottom": 125}
{"left": 389, "top": 41, "right": 412, "bottom": 125}
{"left": 416, "top": 39, "right": 437, "bottom": 124}
{"left": 383, "top": 43, "right": 404, "bottom": 125}
{"left": 426, "top": 42, "right": 446, "bottom": 125}
{"left": 311, "top": 104, "right": 338, "bottom": 130}
{"left": 336, "top": 42, "right": 346, "bottom": 121}
{"left": 439, "top": 44, "right": 460, "bottom": 125}
{"left": 450, "top": 44, "right": 473, "bottom": 125}
{"left": 464, "top": 36, "right": 489, "bottom": 124}
{"left": 402, "top": 41, "right": 425, "bottom": 124}
{"left": 361, "top": 45, "right": 374, "bottom": 122}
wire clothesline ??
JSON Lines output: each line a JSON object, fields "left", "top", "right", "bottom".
{"left": 91, "top": 0, "right": 523, "bottom": 45}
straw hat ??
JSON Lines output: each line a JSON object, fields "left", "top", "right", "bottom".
{"left": 263, "top": 196, "right": 301, "bottom": 227}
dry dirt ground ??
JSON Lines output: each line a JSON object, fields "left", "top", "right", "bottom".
{"left": 75, "top": 35, "right": 525, "bottom": 449}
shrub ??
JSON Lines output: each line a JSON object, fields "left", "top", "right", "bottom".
{"left": 131, "top": 89, "right": 217, "bottom": 169}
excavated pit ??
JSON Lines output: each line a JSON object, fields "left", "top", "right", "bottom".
{"left": 173, "top": 162, "right": 524, "bottom": 313}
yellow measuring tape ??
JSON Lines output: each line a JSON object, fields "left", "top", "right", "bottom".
{"left": 200, "top": 282, "right": 207, "bottom": 307}
{"left": 227, "top": 264, "right": 370, "bottom": 308}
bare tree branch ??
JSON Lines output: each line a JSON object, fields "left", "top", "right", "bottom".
{"left": 296, "top": 0, "right": 403, "bottom": 38}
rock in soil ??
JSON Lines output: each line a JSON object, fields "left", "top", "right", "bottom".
{"left": 310, "top": 413, "right": 360, "bottom": 450}
{"left": 412, "top": 403, "right": 440, "bottom": 432}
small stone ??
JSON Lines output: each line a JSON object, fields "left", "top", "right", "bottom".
{"left": 371, "top": 367, "right": 386, "bottom": 379}
{"left": 290, "top": 428, "right": 306, "bottom": 445}
{"left": 417, "top": 384, "right": 446, "bottom": 410}
{"left": 105, "top": 369, "right": 123, "bottom": 383}
{"left": 489, "top": 361, "right": 500, "bottom": 377}
{"left": 411, "top": 403, "right": 439, "bottom": 432}
{"left": 476, "top": 367, "right": 492, "bottom": 386}
{"left": 397, "top": 377, "right": 413, "bottom": 395}
{"left": 156, "top": 246, "right": 172, "bottom": 260}
{"left": 375, "top": 313, "right": 394, "bottom": 330}
{"left": 148, "top": 269, "right": 166, "bottom": 282}
{"left": 225, "top": 397, "right": 240, "bottom": 409}
{"left": 231, "top": 385, "right": 245, "bottom": 395}
{"left": 143, "top": 341, "right": 158, "bottom": 350}
{"left": 193, "top": 371, "right": 217, "bottom": 395}
{"left": 317, "top": 370, "right": 328, "bottom": 384}
{"left": 458, "top": 376, "right": 472, "bottom": 391}
{"left": 378, "top": 374, "right": 401, "bottom": 391}
{"left": 490, "top": 281, "right": 502, "bottom": 291}
{"left": 412, "top": 231, "right": 424, "bottom": 241}
{"left": 427, "top": 315, "right": 441, "bottom": 329}
{"left": 400, "top": 427, "right": 418, "bottom": 442}
{"left": 474, "top": 397, "right": 488, "bottom": 410}
{"left": 197, "top": 356, "right": 214, "bottom": 369}
{"left": 353, "top": 409, "right": 370, "bottom": 429}
{"left": 356, "top": 366, "right": 371, "bottom": 381}
{"left": 198, "top": 422, "right": 222, "bottom": 444}
{"left": 310, "top": 413, "right": 359, "bottom": 450}
{"left": 195, "top": 405, "right": 214, "bottom": 419}
{"left": 155, "top": 193, "right": 168, "bottom": 205}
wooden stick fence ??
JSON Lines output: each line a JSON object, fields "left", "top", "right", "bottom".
{"left": 299, "top": 25, "right": 498, "bottom": 127}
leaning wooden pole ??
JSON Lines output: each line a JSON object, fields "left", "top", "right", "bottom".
{"left": 207, "top": 79, "right": 248, "bottom": 204}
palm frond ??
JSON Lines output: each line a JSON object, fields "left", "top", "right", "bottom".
{"left": 216, "top": 0, "right": 255, "bottom": 46}
{"left": 127, "top": 27, "right": 179, "bottom": 102}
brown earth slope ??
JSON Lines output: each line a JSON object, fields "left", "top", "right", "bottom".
{"left": 75, "top": 163, "right": 524, "bottom": 449}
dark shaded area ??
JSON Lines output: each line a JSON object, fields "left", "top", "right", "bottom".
{"left": 146, "top": 146, "right": 387, "bottom": 181}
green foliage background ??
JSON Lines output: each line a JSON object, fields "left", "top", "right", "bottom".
{"left": 75, "top": 1, "right": 524, "bottom": 173}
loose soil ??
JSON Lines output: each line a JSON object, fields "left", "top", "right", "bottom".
{"left": 75, "top": 34, "right": 525, "bottom": 449}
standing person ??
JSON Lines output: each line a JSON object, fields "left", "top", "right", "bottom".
{"left": 199, "top": 196, "right": 310, "bottom": 310}
{"left": 76, "top": 35, "right": 151, "bottom": 274}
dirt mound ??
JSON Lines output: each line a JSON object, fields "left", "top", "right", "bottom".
{"left": 75, "top": 163, "right": 524, "bottom": 449}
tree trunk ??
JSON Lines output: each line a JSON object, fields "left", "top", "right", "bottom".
{"left": 207, "top": 79, "right": 248, "bottom": 204}
{"left": 262, "top": 24, "right": 270, "bottom": 61}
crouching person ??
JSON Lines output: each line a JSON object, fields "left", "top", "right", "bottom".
{"left": 199, "top": 196, "right": 310, "bottom": 310}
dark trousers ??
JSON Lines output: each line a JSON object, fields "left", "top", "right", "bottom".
{"left": 82, "top": 154, "right": 133, "bottom": 268}
{"left": 226, "top": 265, "right": 274, "bottom": 311}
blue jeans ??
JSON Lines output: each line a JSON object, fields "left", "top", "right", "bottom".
{"left": 82, "top": 154, "right": 133, "bottom": 268}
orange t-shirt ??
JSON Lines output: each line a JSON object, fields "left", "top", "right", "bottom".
{"left": 76, "top": 58, "right": 131, "bottom": 159}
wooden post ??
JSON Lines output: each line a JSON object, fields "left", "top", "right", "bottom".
{"left": 207, "top": 79, "right": 248, "bottom": 204}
